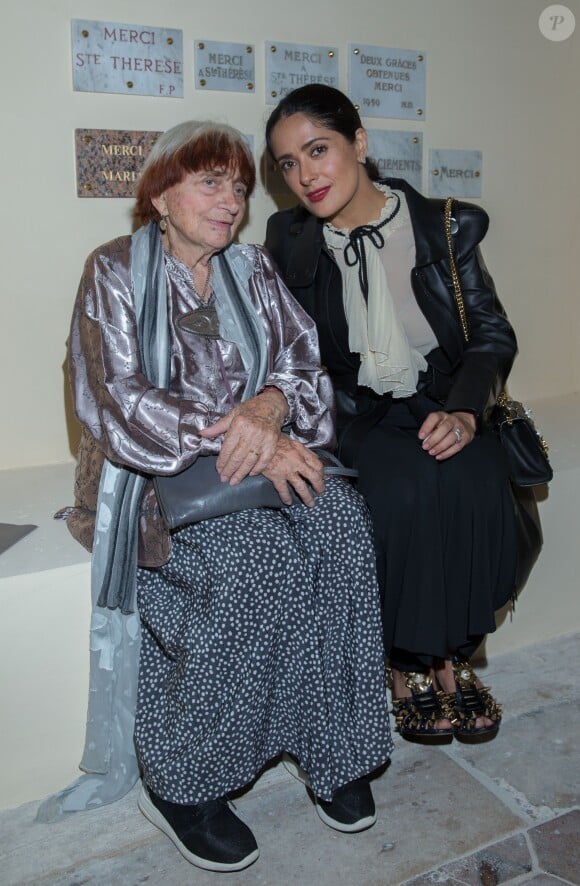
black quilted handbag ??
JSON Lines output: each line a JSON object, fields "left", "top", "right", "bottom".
{"left": 444, "top": 197, "right": 553, "bottom": 489}
{"left": 490, "top": 392, "right": 553, "bottom": 487}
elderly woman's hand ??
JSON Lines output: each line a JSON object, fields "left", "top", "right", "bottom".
{"left": 261, "top": 436, "right": 325, "bottom": 507}
{"left": 200, "top": 388, "right": 288, "bottom": 484}
{"left": 418, "top": 410, "right": 477, "bottom": 460}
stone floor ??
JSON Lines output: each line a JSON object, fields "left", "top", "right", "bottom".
{"left": 1, "top": 631, "right": 579, "bottom": 886}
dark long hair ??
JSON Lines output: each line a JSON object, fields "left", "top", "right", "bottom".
{"left": 265, "top": 85, "right": 380, "bottom": 181}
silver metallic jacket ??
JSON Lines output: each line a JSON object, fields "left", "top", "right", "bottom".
{"left": 66, "top": 236, "right": 335, "bottom": 567}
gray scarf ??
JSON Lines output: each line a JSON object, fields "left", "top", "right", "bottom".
{"left": 36, "top": 224, "right": 267, "bottom": 820}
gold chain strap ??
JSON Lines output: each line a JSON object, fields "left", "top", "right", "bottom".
{"left": 444, "top": 196, "right": 470, "bottom": 343}
{"left": 443, "top": 201, "right": 551, "bottom": 462}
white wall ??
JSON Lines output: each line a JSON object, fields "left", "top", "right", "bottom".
{"left": 1, "top": 0, "right": 579, "bottom": 812}
{"left": 1, "top": 0, "right": 579, "bottom": 470}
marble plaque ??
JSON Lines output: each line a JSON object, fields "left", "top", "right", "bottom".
{"left": 265, "top": 42, "right": 339, "bottom": 103}
{"left": 195, "top": 40, "right": 255, "bottom": 93}
{"left": 367, "top": 130, "right": 423, "bottom": 191}
{"left": 72, "top": 20, "right": 183, "bottom": 97}
{"left": 348, "top": 45, "right": 426, "bottom": 120}
{"left": 75, "top": 129, "right": 162, "bottom": 198}
{"left": 428, "top": 149, "right": 482, "bottom": 198}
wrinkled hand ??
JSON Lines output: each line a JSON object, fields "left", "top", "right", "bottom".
{"left": 200, "top": 388, "right": 288, "bottom": 484}
{"left": 418, "top": 410, "right": 476, "bottom": 460}
{"left": 262, "top": 436, "right": 325, "bottom": 507}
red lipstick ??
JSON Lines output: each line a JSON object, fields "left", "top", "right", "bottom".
{"left": 306, "top": 186, "right": 330, "bottom": 203}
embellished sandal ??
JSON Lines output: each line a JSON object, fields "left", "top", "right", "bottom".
{"left": 442, "top": 660, "right": 502, "bottom": 744}
{"left": 390, "top": 671, "right": 454, "bottom": 745}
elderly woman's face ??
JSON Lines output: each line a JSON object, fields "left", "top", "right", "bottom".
{"left": 153, "top": 168, "right": 248, "bottom": 260}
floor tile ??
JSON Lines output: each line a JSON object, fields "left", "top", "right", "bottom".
{"left": 2, "top": 633, "right": 580, "bottom": 886}
{"left": 405, "top": 833, "right": 533, "bottom": 885}
{"left": 525, "top": 877, "right": 576, "bottom": 885}
{"left": 450, "top": 702, "right": 580, "bottom": 814}
{"left": 528, "top": 810, "right": 580, "bottom": 885}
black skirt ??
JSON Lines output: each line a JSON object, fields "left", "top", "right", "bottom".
{"left": 353, "top": 398, "right": 518, "bottom": 666}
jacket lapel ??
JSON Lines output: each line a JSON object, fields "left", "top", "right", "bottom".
{"left": 283, "top": 210, "right": 328, "bottom": 286}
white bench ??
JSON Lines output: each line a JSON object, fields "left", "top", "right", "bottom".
{"left": 0, "top": 463, "right": 91, "bottom": 811}
{"left": 1, "top": 392, "right": 578, "bottom": 811}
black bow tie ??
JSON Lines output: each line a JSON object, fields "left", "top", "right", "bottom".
{"left": 343, "top": 193, "right": 401, "bottom": 302}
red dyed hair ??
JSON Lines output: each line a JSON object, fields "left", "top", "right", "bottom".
{"left": 134, "top": 122, "right": 256, "bottom": 226}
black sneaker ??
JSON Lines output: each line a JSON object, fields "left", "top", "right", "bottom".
{"left": 316, "top": 778, "right": 377, "bottom": 833}
{"left": 138, "top": 784, "right": 259, "bottom": 872}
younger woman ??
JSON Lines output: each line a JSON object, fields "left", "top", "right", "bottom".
{"left": 266, "top": 85, "right": 518, "bottom": 744}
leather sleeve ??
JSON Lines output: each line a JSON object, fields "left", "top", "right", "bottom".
{"left": 426, "top": 204, "right": 517, "bottom": 422}
{"left": 265, "top": 208, "right": 301, "bottom": 276}
{"left": 445, "top": 244, "right": 517, "bottom": 419}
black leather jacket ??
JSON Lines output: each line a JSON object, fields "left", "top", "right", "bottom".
{"left": 265, "top": 178, "right": 517, "bottom": 427}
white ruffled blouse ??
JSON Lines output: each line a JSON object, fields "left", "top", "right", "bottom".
{"left": 323, "top": 183, "right": 437, "bottom": 398}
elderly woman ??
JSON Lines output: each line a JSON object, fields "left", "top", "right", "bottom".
{"left": 39, "top": 121, "right": 393, "bottom": 873}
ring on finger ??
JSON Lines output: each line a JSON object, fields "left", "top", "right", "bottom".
{"left": 453, "top": 427, "right": 463, "bottom": 444}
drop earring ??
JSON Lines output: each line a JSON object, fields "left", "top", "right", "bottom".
{"left": 159, "top": 216, "right": 168, "bottom": 233}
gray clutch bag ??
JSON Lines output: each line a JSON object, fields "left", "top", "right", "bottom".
{"left": 154, "top": 450, "right": 357, "bottom": 529}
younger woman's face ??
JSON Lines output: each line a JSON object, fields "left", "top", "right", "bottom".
{"left": 269, "top": 113, "right": 369, "bottom": 229}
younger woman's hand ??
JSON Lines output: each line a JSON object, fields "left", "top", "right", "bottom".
{"left": 418, "top": 410, "right": 476, "bottom": 460}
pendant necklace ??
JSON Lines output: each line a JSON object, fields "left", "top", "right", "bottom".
{"left": 178, "top": 259, "right": 220, "bottom": 338}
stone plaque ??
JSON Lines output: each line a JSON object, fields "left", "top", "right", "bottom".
{"left": 428, "top": 149, "right": 482, "bottom": 198}
{"left": 366, "top": 130, "right": 423, "bottom": 192}
{"left": 265, "top": 42, "right": 339, "bottom": 103}
{"left": 72, "top": 19, "right": 183, "bottom": 97}
{"left": 348, "top": 45, "right": 426, "bottom": 120}
{"left": 195, "top": 41, "right": 255, "bottom": 93}
{"left": 75, "top": 129, "right": 161, "bottom": 198}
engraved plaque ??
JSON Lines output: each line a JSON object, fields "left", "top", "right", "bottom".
{"left": 195, "top": 40, "right": 255, "bottom": 93}
{"left": 428, "top": 149, "right": 482, "bottom": 198}
{"left": 367, "top": 130, "right": 423, "bottom": 192}
{"left": 72, "top": 19, "right": 183, "bottom": 97}
{"left": 348, "top": 45, "right": 426, "bottom": 121}
{"left": 266, "top": 42, "right": 339, "bottom": 104}
{"left": 75, "top": 129, "right": 162, "bottom": 198}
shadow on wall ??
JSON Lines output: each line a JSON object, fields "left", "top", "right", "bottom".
{"left": 476, "top": 481, "right": 550, "bottom": 665}
{"left": 259, "top": 148, "right": 298, "bottom": 215}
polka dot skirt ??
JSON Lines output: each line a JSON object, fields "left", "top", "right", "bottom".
{"left": 134, "top": 478, "right": 393, "bottom": 804}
